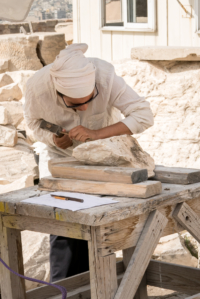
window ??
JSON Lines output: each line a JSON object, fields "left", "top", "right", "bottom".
{"left": 102, "top": 0, "right": 156, "bottom": 31}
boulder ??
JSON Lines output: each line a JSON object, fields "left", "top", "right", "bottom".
{"left": 0, "top": 73, "right": 13, "bottom": 88}
{"left": 55, "top": 22, "right": 73, "bottom": 45}
{"left": 6, "top": 70, "right": 36, "bottom": 94}
{"left": 0, "top": 125, "right": 18, "bottom": 147}
{"left": 113, "top": 59, "right": 200, "bottom": 169}
{"left": 0, "top": 83, "right": 22, "bottom": 101}
{"left": 73, "top": 135, "right": 155, "bottom": 177}
{"left": 21, "top": 231, "right": 50, "bottom": 290}
{"left": 0, "top": 101, "right": 24, "bottom": 127}
{"left": 0, "top": 34, "right": 43, "bottom": 71}
{"left": 0, "top": 139, "right": 39, "bottom": 183}
{"left": 0, "top": 106, "right": 8, "bottom": 125}
{"left": 35, "top": 32, "right": 66, "bottom": 66}
{"left": 0, "top": 59, "right": 9, "bottom": 73}
{"left": 153, "top": 233, "right": 198, "bottom": 268}
{"left": 0, "top": 175, "right": 33, "bottom": 195}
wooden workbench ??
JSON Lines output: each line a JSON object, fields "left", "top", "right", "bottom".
{"left": 1, "top": 179, "right": 200, "bottom": 299}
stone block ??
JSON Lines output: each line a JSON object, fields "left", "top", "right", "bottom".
{"left": 0, "top": 34, "right": 43, "bottom": 71}
{"left": 131, "top": 46, "right": 200, "bottom": 61}
{"left": 0, "top": 178, "right": 10, "bottom": 185}
{"left": 0, "top": 59, "right": 9, "bottom": 73}
{"left": 7, "top": 70, "right": 36, "bottom": 94}
{"left": 73, "top": 135, "right": 155, "bottom": 177}
{"left": 55, "top": 22, "right": 73, "bottom": 45}
{"left": 0, "top": 73, "right": 13, "bottom": 87}
{"left": 0, "top": 106, "right": 8, "bottom": 125}
{"left": 0, "top": 101, "right": 24, "bottom": 127}
{"left": 0, "top": 83, "right": 22, "bottom": 101}
{"left": 0, "top": 125, "right": 18, "bottom": 147}
{"left": 0, "top": 175, "right": 33, "bottom": 195}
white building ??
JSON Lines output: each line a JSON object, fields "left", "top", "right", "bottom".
{"left": 73, "top": 0, "right": 200, "bottom": 61}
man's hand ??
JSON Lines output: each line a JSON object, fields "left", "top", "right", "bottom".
{"left": 69, "top": 125, "right": 98, "bottom": 142}
{"left": 53, "top": 131, "right": 73, "bottom": 149}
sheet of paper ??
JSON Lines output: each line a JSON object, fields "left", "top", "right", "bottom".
{"left": 22, "top": 191, "right": 119, "bottom": 211}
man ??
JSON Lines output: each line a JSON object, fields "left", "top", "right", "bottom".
{"left": 24, "top": 43, "right": 154, "bottom": 282}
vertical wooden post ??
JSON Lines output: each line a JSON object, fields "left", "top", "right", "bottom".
{"left": 0, "top": 215, "right": 26, "bottom": 299}
{"left": 89, "top": 226, "right": 118, "bottom": 299}
{"left": 123, "top": 247, "right": 148, "bottom": 299}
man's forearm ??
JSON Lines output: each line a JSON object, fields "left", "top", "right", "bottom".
{"left": 96, "top": 122, "right": 132, "bottom": 140}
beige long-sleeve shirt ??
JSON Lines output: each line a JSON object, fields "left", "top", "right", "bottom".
{"left": 24, "top": 57, "right": 154, "bottom": 157}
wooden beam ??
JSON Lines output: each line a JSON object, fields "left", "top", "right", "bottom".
{"left": 49, "top": 162, "right": 148, "bottom": 184}
{"left": 39, "top": 177, "right": 162, "bottom": 198}
{"left": 173, "top": 202, "right": 200, "bottom": 243}
{"left": 154, "top": 166, "right": 200, "bottom": 184}
{"left": 0, "top": 215, "right": 26, "bottom": 299}
{"left": 89, "top": 226, "right": 118, "bottom": 299}
{"left": 147, "top": 260, "right": 200, "bottom": 295}
{"left": 114, "top": 210, "right": 168, "bottom": 299}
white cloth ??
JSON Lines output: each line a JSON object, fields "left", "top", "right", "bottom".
{"left": 24, "top": 57, "right": 154, "bottom": 159}
{"left": 0, "top": 0, "right": 34, "bottom": 22}
{"left": 50, "top": 44, "right": 96, "bottom": 98}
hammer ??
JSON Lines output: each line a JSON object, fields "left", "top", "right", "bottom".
{"left": 39, "top": 119, "right": 92, "bottom": 141}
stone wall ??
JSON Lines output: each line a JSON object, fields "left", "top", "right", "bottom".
{"left": 0, "top": 19, "right": 72, "bottom": 35}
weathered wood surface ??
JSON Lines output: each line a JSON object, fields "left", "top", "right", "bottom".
{"left": 114, "top": 210, "right": 168, "bottom": 299}
{"left": 0, "top": 215, "right": 26, "bottom": 299}
{"left": 2, "top": 215, "right": 91, "bottom": 241}
{"left": 1, "top": 183, "right": 200, "bottom": 226}
{"left": 89, "top": 226, "right": 118, "bottom": 299}
{"left": 154, "top": 166, "right": 200, "bottom": 184}
{"left": 39, "top": 176, "right": 162, "bottom": 198}
{"left": 49, "top": 163, "right": 148, "bottom": 184}
{"left": 147, "top": 260, "right": 200, "bottom": 295}
{"left": 173, "top": 202, "right": 200, "bottom": 243}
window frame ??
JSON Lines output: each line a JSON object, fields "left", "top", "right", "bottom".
{"left": 100, "top": 0, "right": 156, "bottom": 32}
{"left": 195, "top": 0, "right": 200, "bottom": 33}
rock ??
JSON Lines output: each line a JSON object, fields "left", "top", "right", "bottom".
{"left": 0, "top": 125, "right": 18, "bottom": 147}
{"left": 55, "top": 22, "right": 73, "bottom": 45}
{"left": 0, "top": 73, "right": 13, "bottom": 88}
{"left": 35, "top": 32, "right": 66, "bottom": 66}
{"left": 131, "top": 46, "right": 200, "bottom": 61}
{"left": 113, "top": 59, "right": 200, "bottom": 169}
{"left": 0, "top": 139, "right": 39, "bottom": 183}
{"left": 0, "top": 175, "right": 33, "bottom": 195}
{"left": 17, "top": 118, "right": 36, "bottom": 144}
{"left": 0, "top": 34, "right": 43, "bottom": 71}
{"left": 0, "top": 101, "right": 24, "bottom": 127}
{"left": 153, "top": 233, "right": 198, "bottom": 268}
{"left": 21, "top": 231, "right": 50, "bottom": 290}
{"left": 0, "top": 59, "right": 9, "bottom": 73}
{"left": 6, "top": 70, "right": 35, "bottom": 94}
{"left": 0, "top": 83, "right": 22, "bottom": 101}
{"left": 73, "top": 135, "right": 155, "bottom": 177}
{"left": 0, "top": 106, "right": 8, "bottom": 125}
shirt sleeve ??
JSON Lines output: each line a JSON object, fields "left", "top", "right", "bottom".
{"left": 109, "top": 73, "right": 154, "bottom": 134}
{"left": 24, "top": 84, "right": 55, "bottom": 147}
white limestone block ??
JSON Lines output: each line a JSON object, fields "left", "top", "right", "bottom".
{"left": 0, "top": 125, "right": 18, "bottom": 147}
{"left": 55, "top": 22, "right": 73, "bottom": 45}
{"left": 0, "top": 175, "right": 33, "bottom": 195}
{"left": 0, "top": 73, "right": 13, "bottom": 88}
{"left": 0, "top": 59, "right": 9, "bottom": 73}
{"left": 0, "top": 101, "right": 24, "bottom": 127}
{"left": 6, "top": 70, "right": 36, "bottom": 94}
{"left": 0, "top": 178, "right": 10, "bottom": 185}
{"left": 0, "top": 82, "right": 22, "bottom": 101}
{"left": 0, "top": 106, "right": 8, "bottom": 125}
{"left": 73, "top": 135, "right": 155, "bottom": 177}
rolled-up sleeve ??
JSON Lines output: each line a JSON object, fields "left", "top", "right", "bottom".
{"left": 24, "top": 83, "right": 55, "bottom": 147}
{"left": 110, "top": 73, "right": 154, "bottom": 134}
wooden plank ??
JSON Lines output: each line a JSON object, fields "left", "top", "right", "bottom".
{"left": 173, "top": 202, "right": 200, "bottom": 243}
{"left": 88, "top": 226, "right": 118, "bottom": 299}
{"left": 0, "top": 215, "right": 26, "bottom": 299}
{"left": 2, "top": 215, "right": 91, "bottom": 241}
{"left": 27, "top": 262, "right": 124, "bottom": 299}
{"left": 147, "top": 260, "right": 200, "bottom": 295}
{"left": 49, "top": 163, "right": 148, "bottom": 184}
{"left": 114, "top": 210, "right": 168, "bottom": 299}
{"left": 39, "top": 177, "right": 162, "bottom": 198}
{"left": 154, "top": 166, "right": 200, "bottom": 184}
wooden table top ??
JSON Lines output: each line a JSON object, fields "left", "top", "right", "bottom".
{"left": 0, "top": 182, "right": 200, "bottom": 226}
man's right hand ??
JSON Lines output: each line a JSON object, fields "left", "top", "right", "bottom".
{"left": 53, "top": 133, "right": 73, "bottom": 149}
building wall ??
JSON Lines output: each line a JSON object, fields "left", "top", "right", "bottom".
{"left": 73, "top": 0, "right": 200, "bottom": 61}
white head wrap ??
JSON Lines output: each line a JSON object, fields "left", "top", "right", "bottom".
{"left": 50, "top": 43, "right": 96, "bottom": 98}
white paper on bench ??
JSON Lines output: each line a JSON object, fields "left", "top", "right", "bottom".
{"left": 22, "top": 191, "right": 119, "bottom": 211}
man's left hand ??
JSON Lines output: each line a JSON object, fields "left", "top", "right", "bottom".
{"left": 69, "top": 125, "right": 98, "bottom": 142}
